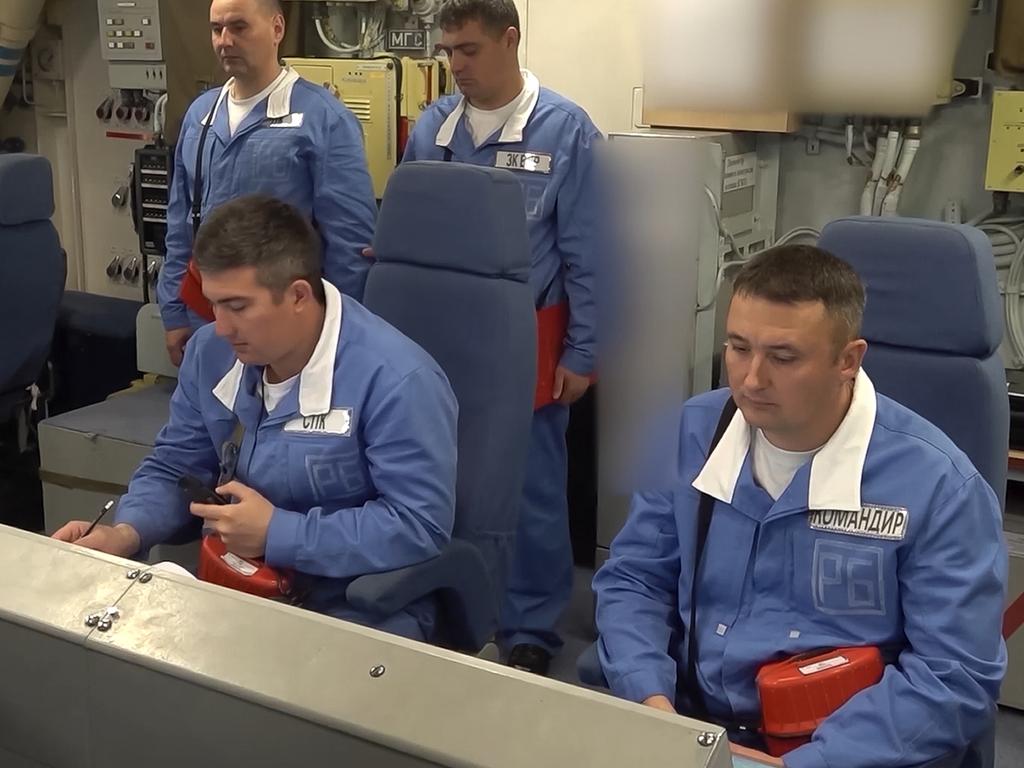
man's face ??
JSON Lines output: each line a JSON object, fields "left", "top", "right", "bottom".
{"left": 438, "top": 19, "right": 518, "bottom": 104}
{"left": 724, "top": 293, "right": 864, "bottom": 446}
{"left": 202, "top": 266, "right": 307, "bottom": 366}
{"left": 209, "top": 0, "right": 283, "bottom": 79}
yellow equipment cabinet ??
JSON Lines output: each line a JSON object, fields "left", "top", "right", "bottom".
{"left": 285, "top": 56, "right": 452, "bottom": 198}
{"left": 985, "top": 90, "right": 1024, "bottom": 193}
{"left": 286, "top": 57, "right": 399, "bottom": 199}
{"left": 402, "top": 55, "right": 453, "bottom": 131}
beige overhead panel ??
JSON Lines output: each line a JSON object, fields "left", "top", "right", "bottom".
{"left": 642, "top": 0, "right": 967, "bottom": 131}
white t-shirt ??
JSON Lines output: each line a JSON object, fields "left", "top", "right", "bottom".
{"left": 262, "top": 370, "right": 298, "bottom": 414}
{"left": 751, "top": 428, "right": 823, "bottom": 501}
{"left": 227, "top": 68, "right": 287, "bottom": 136}
{"left": 465, "top": 97, "right": 522, "bottom": 147}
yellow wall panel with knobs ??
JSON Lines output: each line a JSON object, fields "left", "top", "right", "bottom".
{"left": 985, "top": 90, "right": 1024, "bottom": 192}
{"left": 285, "top": 56, "right": 452, "bottom": 198}
{"left": 285, "top": 57, "right": 398, "bottom": 199}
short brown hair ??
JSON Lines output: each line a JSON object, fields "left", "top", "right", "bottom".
{"left": 732, "top": 244, "right": 865, "bottom": 347}
{"left": 255, "top": 0, "right": 283, "bottom": 15}
{"left": 193, "top": 195, "right": 325, "bottom": 304}
{"left": 439, "top": 0, "right": 520, "bottom": 38}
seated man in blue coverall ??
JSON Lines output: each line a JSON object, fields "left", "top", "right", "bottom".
{"left": 55, "top": 195, "right": 457, "bottom": 642}
{"left": 594, "top": 245, "right": 1007, "bottom": 768}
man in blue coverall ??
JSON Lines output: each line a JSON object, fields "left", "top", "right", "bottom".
{"left": 402, "top": 0, "right": 601, "bottom": 676}
{"left": 594, "top": 245, "right": 1007, "bottom": 768}
{"left": 55, "top": 196, "right": 457, "bottom": 641}
{"left": 161, "top": 0, "right": 377, "bottom": 367}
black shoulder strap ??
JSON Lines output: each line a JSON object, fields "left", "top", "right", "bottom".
{"left": 682, "top": 397, "right": 738, "bottom": 719}
{"left": 191, "top": 114, "right": 214, "bottom": 238}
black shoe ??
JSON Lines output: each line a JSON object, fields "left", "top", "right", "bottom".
{"left": 507, "top": 644, "right": 552, "bottom": 676}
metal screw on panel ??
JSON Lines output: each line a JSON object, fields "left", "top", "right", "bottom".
{"left": 139, "top": 572, "right": 153, "bottom": 584}
{"left": 89, "top": 607, "right": 120, "bottom": 631}
{"left": 126, "top": 569, "right": 141, "bottom": 580}
{"left": 696, "top": 732, "right": 718, "bottom": 748}
{"left": 369, "top": 665, "right": 386, "bottom": 679}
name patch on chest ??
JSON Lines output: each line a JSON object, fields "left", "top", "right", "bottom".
{"left": 284, "top": 408, "right": 353, "bottom": 436}
{"left": 495, "top": 151, "right": 552, "bottom": 174}
{"left": 267, "top": 113, "right": 304, "bottom": 128}
{"left": 808, "top": 505, "right": 909, "bottom": 541}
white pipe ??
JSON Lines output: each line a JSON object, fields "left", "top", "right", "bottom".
{"left": 863, "top": 125, "right": 875, "bottom": 156}
{"left": 872, "top": 127, "right": 902, "bottom": 215}
{"left": 880, "top": 130, "right": 921, "bottom": 217}
{"left": 775, "top": 227, "right": 821, "bottom": 247}
{"left": 411, "top": 0, "right": 443, "bottom": 17}
{"left": 153, "top": 92, "right": 168, "bottom": 139}
{"left": 980, "top": 224, "right": 1024, "bottom": 249}
{"left": 981, "top": 216, "right": 1024, "bottom": 226}
{"left": 1006, "top": 241, "right": 1024, "bottom": 364}
{"left": 860, "top": 129, "right": 889, "bottom": 216}
{"left": 315, "top": 17, "right": 362, "bottom": 54}
{"left": 0, "top": 0, "right": 47, "bottom": 107}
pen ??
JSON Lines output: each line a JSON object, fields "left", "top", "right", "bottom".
{"left": 82, "top": 500, "right": 115, "bottom": 538}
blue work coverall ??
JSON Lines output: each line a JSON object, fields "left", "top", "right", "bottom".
{"left": 116, "top": 282, "right": 458, "bottom": 640}
{"left": 403, "top": 71, "right": 601, "bottom": 652}
{"left": 595, "top": 372, "right": 1007, "bottom": 768}
{"left": 158, "top": 68, "right": 377, "bottom": 331}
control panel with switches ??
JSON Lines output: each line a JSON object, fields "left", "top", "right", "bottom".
{"left": 986, "top": 90, "right": 1024, "bottom": 193}
{"left": 95, "top": 0, "right": 223, "bottom": 143}
{"left": 98, "top": 0, "right": 162, "bottom": 62}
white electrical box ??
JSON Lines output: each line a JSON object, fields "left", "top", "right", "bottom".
{"left": 596, "top": 129, "right": 780, "bottom": 565}
{"left": 606, "top": 129, "right": 779, "bottom": 395}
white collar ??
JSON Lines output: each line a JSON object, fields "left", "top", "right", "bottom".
{"left": 435, "top": 69, "right": 541, "bottom": 148}
{"left": 213, "top": 280, "right": 343, "bottom": 417}
{"left": 692, "top": 369, "right": 877, "bottom": 511}
{"left": 202, "top": 66, "right": 300, "bottom": 125}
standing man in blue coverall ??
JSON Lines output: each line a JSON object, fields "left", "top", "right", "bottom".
{"left": 594, "top": 245, "right": 1007, "bottom": 768}
{"left": 56, "top": 196, "right": 457, "bottom": 641}
{"left": 402, "top": 0, "right": 601, "bottom": 675}
{"left": 161, "top": 0, "right": 377, "bottom": 367}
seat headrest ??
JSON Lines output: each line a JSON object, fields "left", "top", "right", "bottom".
{"left": 819, "top": 216, "right": 1002, "bottom": 357}
{"left": 0, "top": 153, "right": 55, "bottom": 226}
{"left": 373, "top": 161, "right": 531, "bottom": 281}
